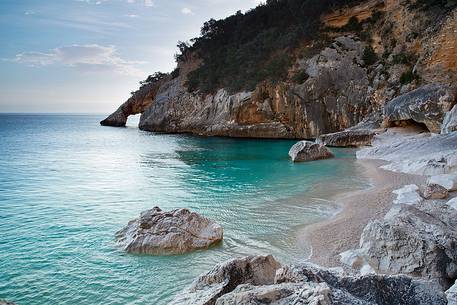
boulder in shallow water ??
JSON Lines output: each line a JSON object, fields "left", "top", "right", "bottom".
{"left": 289, "top": 141, "right": 334, "bottom": 162}
{"left": 420, "top": 183, "right": 449, "bottom": 200}
{"left": 172, "top": 256, "right": 446, "bottom": 305}
{"left": 115, "top": 207, "right": 223, "bottom": 255}
{"left": 384, "top": 83, "right": 455, "bottom": 133}
{"left": 428, "top": 173, "right": 457, "bottom": 192}
{"left": 318, "top": 129, "right": 376, "bottom": 147}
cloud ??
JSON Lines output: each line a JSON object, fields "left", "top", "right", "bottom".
{"left": 144, "top": 0, "right": 154, "bottom": 7}
{"left": 181, "top": 7, "right": 193, "bottom": 15}
{"left": 76, "top": 0, "right": 152, "bottom": 6}
{"left": 10, "top": 44, "right": 145, "bottom": 76}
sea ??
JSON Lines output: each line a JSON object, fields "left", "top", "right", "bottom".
{"left": 0, "top": 114, "right": 368, "bottom": 304}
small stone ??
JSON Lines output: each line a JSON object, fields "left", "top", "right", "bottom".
{"left": 420, "top": 183, "right": 449, "bottom": 199}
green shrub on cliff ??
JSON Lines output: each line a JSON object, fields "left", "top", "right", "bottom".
{"left": 179, "top": 0, "right": 365, "bottom": 94}
{"left": 292, "top": 70, "right": 309, "bottom": 84}
{"left": 140, "top": 72, "right": 167, "bottom": 87}
{"left": 400, "top": 69, "right": 419, "bottom": 84}
{"left": 362, "top": 45, "right": 377, "bottom": 66}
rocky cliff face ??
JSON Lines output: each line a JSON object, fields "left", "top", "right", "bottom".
{"left": 102, "top": 0, "right": 457, "bottom": 139}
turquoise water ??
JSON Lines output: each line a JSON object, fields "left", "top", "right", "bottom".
{"left": 0, "top": 114, "right": 367, "bottom": 304}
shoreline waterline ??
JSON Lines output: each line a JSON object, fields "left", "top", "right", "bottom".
{"left": 300, "top": 158, "right": 426, "bottom": 267}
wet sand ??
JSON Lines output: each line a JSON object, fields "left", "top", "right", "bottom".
{"left": 299, "top": 159, "right": 425, "bottom": 267}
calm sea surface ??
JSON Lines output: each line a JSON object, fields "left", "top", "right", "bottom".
{"left": 0, "top": 114, "right": 368, "bottom": 304}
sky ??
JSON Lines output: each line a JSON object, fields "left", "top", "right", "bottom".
{"left": 0, "top": 0, "right": 262, "bottom": 113}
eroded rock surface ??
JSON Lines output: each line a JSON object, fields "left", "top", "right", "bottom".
{"left": 383, "top": 84, "right": 456, "bottom": 133}
{"left": 349, "top": 201, "right": 457, "bottom": 288}
{"left": 289, "top": 141, "right": 334, "bottom": 162}
{"left": 442, "top": 105, "right": 457, "bottom": 134}
{"left": 103, "top": 36, "right": 371, "bottom": 139}
{"left": 115, "top": 207, "right": 223, "bottom": 255}
{"left": 357, "top": 129, "right": 457, "bottom": 175}
{"left": 172, "top": 256, "right": 446, "bottom": 305}
{"left": 101, "top": 79, "right": 167, "bottom": 127}
{"left": 318, "top": 129, "right": 376, "bottom": 147}
{"left": 384, "top": 84, "right": 455, "bottom": 133}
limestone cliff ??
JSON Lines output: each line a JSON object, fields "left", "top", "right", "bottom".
{"left": 102, "top": 0, "right": 457, "bottom": 139}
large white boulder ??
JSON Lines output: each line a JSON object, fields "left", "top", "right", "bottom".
{"left": 116, "top": 207, "right": 223, "bottom": 255}
{"left": 288, "top": 141, "right": 334, "bottom": 162}
{"left": 348, "top": 201, "right": 457, "bottom": 288}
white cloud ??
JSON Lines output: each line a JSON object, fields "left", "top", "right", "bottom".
{"left": 144, "top": 0, "right": 154, "bottom": 7}
{"left": 10, "top": 44, "right": 145, "bottom": 76}
{"left": 181, "top": 7, "right": 193, "bottom": 15}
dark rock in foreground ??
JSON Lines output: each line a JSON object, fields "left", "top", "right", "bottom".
{"left": 318, "top": 129, "right": 376, "bottom": 147}
{"left": 115, "top": 207, "right": 223, "bottom": 255}
{"left": 170, "top": 255, "right": 446, "bottom": 305}
{"left": 171, "top": 255, "right": 281, "bottom": 305}
{"left": 383, "top": 83, "right": 455, "bottom": 133}
{"left": 289, "top": 141, "right": 334, "bottom": 162}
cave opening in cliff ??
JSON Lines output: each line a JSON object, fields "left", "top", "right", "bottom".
{"left": 126, "top": 114, "right": 141, "bottom": 128}
{"left": 388, "top": 119, "right": 430, "bottom": 133}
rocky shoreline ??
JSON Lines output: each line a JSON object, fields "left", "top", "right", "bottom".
{"left": 166, "top": 126, "right": 457, "bottom": 304}
{"left": 96, "top": 1, "right": 457, "bottom": 303}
